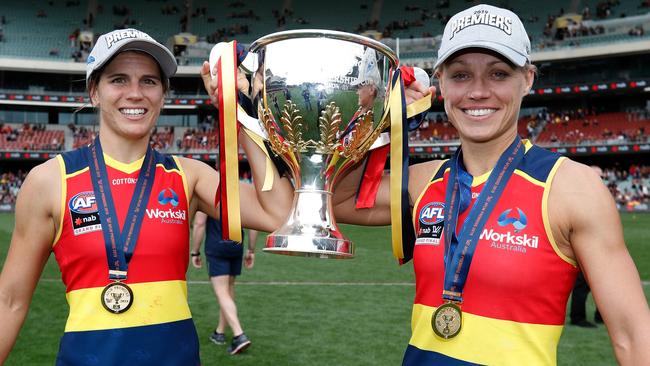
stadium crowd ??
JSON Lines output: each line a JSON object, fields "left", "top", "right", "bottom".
{"left": 603, "top": 164, "right": 650, "bottom": 211}
{"left": 0, "top": 170, "right": 25, "bottom": 206}
{"left": 409, "top": 107, "right": 649, "bottom": 146}
{"left": 0, "top": 123, "right": 63, "bottom": 151}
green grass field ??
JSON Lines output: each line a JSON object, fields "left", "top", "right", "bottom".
{"left": 0, "top": 212, "right": 648, "bottom": 365}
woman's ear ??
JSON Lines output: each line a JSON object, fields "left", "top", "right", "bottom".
{"left": 523, "top": 68, "right": 535, "bottom": 96}
{"left": 90, "top": 88, "right": 99, "bottom": 107}
{"left": 435, "top": 72, "right": 445, "bottom": 96}
{"left": 88, "top": 78, "right": 101, "bottom": 107}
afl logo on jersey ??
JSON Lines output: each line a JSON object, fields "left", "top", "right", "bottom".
{"left": 69, "top": 191, "right": 98, "bottom": 214}
{"left": 419, "top": 202, "right": 445, "bottom": 225}
{"left": 69, "top": 191, "right": 101, "bottom": 235}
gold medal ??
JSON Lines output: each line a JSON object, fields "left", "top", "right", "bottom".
{"left": 101, "top": 281, "right": 133, "bottom": 314}
{"left": 431, "top": 302, "right": 462, "bottom": 339}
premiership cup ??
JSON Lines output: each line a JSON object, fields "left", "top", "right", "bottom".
{"left": 247, "top": 30, "right": 400, "bottom": 259}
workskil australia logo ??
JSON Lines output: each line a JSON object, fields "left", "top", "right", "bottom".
{"left": 157, "top": 188, "right": 179, "bottom": 207}
{"left": 497, "top": 207, "right": 527, "bottom": 232}
{"left": 483, "top": 207, "right": 539, "bottom": 253}
{"left": 147, "top": 188, "right": 185, "bottom": 224}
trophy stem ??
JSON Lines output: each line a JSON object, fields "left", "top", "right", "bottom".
{"left": 264, "top": 189, "right": 353, "bottom": 259}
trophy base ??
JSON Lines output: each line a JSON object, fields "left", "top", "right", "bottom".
{"left": 264, "top": 235, "right": 354, "bottom": 259}
{"left": 264, "top": 189, "right": 354, "bottom": 259}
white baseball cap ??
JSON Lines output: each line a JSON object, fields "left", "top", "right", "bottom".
{"left": 351, "top": 48, "right": 382, "bottom": 87}
{"left": 434, "top": 4, "right": 531, "bottom": 69}
{"left": 86, "top": 28, "right": 177, "bottom": 85}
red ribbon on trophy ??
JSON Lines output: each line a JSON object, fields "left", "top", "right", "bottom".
{"left": 216, "top": 41, "right": 242, "bottom": 242}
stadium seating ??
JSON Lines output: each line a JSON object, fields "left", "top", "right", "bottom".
{"left": 0, "top": 124, "right": 65, "bottom": 150}
{"left": 0, "top": 1, "right": 85, "bottom": 60}
{"left": 536, "top": 112, "right": 648, "bottom": 145}
{"left": 2, "top": 1, "right": 648, "bottom": 63}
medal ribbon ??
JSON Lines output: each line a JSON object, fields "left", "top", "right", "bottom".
{"left": 83, "top": 138, "right": 156, "bottom": 281}
{"left": 442, "top": 137, "right": 524, "bottom": 302}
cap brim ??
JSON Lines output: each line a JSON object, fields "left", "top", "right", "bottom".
{"left": 121, "top": 40, "right": 178, "bottom": 79}
{"left": 434, "top": 41, "right": 527, "bottom": 70}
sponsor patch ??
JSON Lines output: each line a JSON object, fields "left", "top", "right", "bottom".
{"left": 482, "top": 208, "right": 539, "bottom": 253}
{"left": 147, "top": 188, "right": 186, "bottom": 225}
{"left": 416, "top": 202, "right": 445, "bottom": 246}
{"left": 158, "top": 188, "right": 179, "bottom": 207}
{"left": 69, "top": 191, "right": 101, "bottom": 235}
{"left": 497, "top": 207, "right": 527, "bottom": 232}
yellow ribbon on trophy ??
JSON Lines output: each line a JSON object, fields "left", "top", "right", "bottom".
{"left": 388, "top": 68, "right": 431, "bottom": 263}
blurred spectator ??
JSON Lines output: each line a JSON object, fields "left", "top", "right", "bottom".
{"left": 0, "top": 170, "right": 27, "bottom": 205}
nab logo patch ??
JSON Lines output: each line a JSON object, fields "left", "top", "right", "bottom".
{"left": 68, "top": 191, "right": 101, "bottom": 235}
{"left": 497, "top": 207, "right": 527, "bottom": 232}
{"left": 69, "top": 191, "right": 97, "bottom": 213}
{"left": 419, "top": 202, "right": 445, "bottom": 225}
{"left": 158, "top": 188, "right": 179, "bottom": 207}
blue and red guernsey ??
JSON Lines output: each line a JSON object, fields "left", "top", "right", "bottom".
{"left": 52, "top": 149, "right": 200, "bottom": 366}
{"left": 404, "top": 142, "right": 578, "bottom": 365}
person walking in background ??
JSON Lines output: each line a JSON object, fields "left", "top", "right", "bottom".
{"left": 570, "top": 271, "right": 603, "bottom": 327}
{"left": 191, "top": 211, "right": 257, "bottom": 355}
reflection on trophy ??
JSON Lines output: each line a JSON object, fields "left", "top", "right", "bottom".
{"left": 245, "top": 30, "right": 400, "bottom": 259}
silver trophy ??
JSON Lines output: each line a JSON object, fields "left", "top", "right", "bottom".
{"left": 245, "top": 30, "right": 400, "bottom": 259}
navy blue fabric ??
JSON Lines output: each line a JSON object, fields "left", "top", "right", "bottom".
{"left": 207, "top": 251, "right": 243, "bottom": 277}
{"left": 60, "top": 146, "right": 179, "bottom": 175}
{"left": 517, "top": 144, "right": 561, "bottom": 182}
{"left": 204, "top": 217, "right": 244, "bottom": 277}
{"left": 60, "top": 149, "right": 89, "bottom": 174}
{"left": 204, "top": 217, "right": 244, "bottom": 257}
{"left": 56, "top": 319, "right": 200, "bottom": 366}
{"left": 402, "top": 344, "right": 483, "bottom": 366}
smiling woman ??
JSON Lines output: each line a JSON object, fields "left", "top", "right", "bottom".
{"left": 331, "top": 4, "right": 650, "bottom": 365}
{"left": 0, "top": 28, "right": 293, "bottom": 365}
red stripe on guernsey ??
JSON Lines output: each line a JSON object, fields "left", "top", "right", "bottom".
{"left": 413, "top": 170, "right": 577, "bottom": 325}
{"left": 54, "top": 163, "right": 189, "bottom": 292}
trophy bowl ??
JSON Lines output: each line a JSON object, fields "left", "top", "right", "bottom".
{"left": 249, "top": 30, "right": 399, "bottom": 258}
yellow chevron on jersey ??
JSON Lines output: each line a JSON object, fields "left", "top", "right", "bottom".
{"left": 65, "top": 280, "right": 191, "bottom": 332}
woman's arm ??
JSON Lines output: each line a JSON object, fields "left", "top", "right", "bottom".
{"left": 332, "top": 159, "right": 443, "bottom": 226}
{"left": 182, "top": 63, "right": 293, "bottom": 233}
{"left": 0, "top": 160, "right": 60, "bottom": 362}
{"left": 550, "top": 160, "right": 650, "bottom": 365}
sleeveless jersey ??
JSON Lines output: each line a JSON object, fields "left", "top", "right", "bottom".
{"left": 403, "top": 142, "right": 578, "bottom": 366}
{"left": 52, "top": 149, "right": 200, "bottom": 366}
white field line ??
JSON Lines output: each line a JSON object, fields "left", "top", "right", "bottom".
{"left": 38, "top": 279, "right": 650, "bottom": 286}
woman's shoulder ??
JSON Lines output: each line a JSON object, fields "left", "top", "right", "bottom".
{"left": 16, "top": 157, "right": 62, "bottom": 219}
{"left": 409, "top": 159, "right": 446, "bottom": 197}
